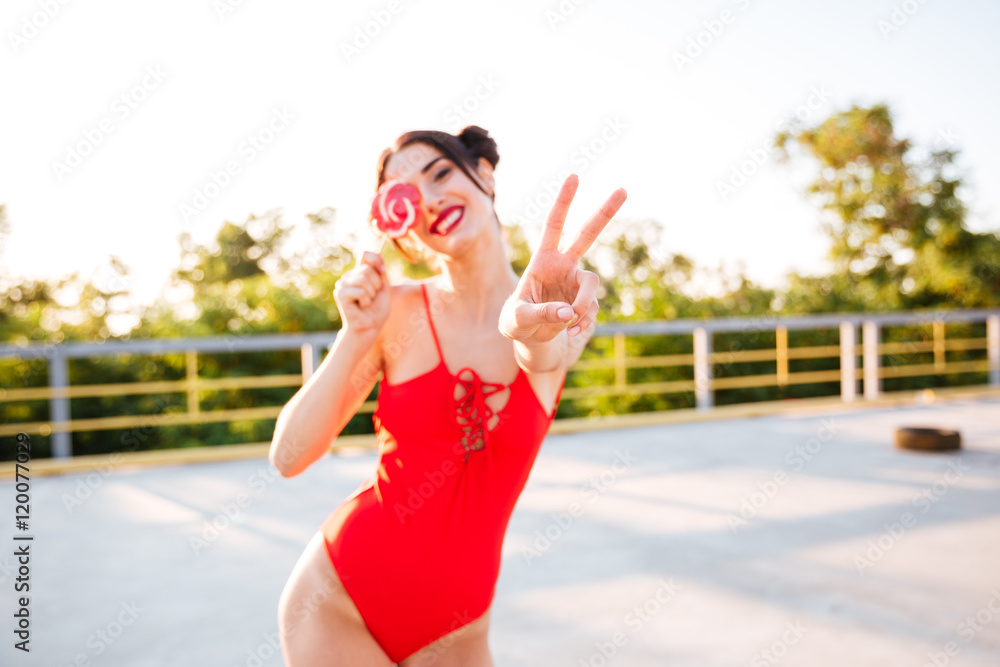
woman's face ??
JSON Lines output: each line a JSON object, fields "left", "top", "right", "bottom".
{"left": 382, "top": 142, "right": 495, "bottom": 259}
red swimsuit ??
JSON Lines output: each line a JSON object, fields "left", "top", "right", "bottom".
{"left": 321, "top": 283, "right": 563, "bottom": 663}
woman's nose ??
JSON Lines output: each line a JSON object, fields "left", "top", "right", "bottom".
{"left": 420, "top": 187, "right": 445, "bottom": 220}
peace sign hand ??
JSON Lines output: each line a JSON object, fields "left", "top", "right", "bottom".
{"left": 499, "top": 174, "right": 627, "bottom": 344}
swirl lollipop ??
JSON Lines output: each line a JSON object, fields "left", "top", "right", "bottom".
{"left": 370, "top": 179, "right": 423, "bottom": 252}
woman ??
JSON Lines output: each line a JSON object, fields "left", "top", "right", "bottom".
{"left": 269, "top": 125, "right": 627, "bottom": 666}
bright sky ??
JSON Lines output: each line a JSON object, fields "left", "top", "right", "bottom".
{"left": 2, "top": 0, "right": 998, "bottom": 327}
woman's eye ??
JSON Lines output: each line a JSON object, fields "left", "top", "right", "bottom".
{"left": 435, "top": 167, "right": 451, "bottom": 181}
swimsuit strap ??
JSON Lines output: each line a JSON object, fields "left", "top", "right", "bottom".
{"left": 420, "top": 283, "right": 445, "bottom": 366}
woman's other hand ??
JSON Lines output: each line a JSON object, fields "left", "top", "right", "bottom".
{"left": 499, "top": 174, "right": 627, "bottom": 344}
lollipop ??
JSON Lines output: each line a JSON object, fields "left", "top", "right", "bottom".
{"left": 370, "top": 179, "right": 422, "bottom": 251}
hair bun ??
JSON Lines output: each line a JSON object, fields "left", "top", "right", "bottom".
{"left": 457, "top": 125, "right": 499, "bottom": 169}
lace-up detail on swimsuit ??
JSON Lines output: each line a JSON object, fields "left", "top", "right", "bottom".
{"left": 450, "top": 368, "right": 512, "bottom": 461}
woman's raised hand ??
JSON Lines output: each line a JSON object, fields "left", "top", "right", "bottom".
{"left": 499, "top": 174, "right": 627, "bottom": 344}
{"left": 333, "top": 250, "right": 391, "bottom": 345}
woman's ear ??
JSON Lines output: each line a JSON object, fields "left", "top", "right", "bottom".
{"left": 476, "top": 157, "right": 495, "bottom": 195}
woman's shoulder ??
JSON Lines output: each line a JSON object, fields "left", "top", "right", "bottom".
{"left": 381, "top": 277, "right": 436, "bottom": 330}
{"left": 385, "top": 277, "right": 434, "bottom": 302}
{"left": 374, "top": 278, "right": 438, "bottom": 372}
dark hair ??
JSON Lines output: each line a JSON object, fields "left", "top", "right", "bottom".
{"left": 375, "top": 125, "right": 500, "bottom": 263}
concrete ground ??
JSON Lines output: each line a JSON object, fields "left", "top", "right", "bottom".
{"left": 2, "top": 396, "right": 999, "bottom": 667}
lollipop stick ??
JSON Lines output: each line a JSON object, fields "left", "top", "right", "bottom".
{"left": 375, "top": 233, "right": 389, "bottom": 254}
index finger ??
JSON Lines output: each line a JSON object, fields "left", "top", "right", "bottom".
{"left": 564, "top": 187, "right": 627, "bottom": 263}
{"left": 537, "top": 174, "right": 579, "bottom": 253}
{"left": 360, "top": 250, "right": 387, "bottom": 276}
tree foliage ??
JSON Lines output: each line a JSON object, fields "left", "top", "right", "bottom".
{"left": 775, "top": 103, "right": 1000, "bottom": 309}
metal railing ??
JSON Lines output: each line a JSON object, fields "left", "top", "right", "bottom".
{"left": 2, "top": 308, "right": 998, "bottom": 459}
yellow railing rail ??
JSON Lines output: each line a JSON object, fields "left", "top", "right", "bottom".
{"left": 2, "top": 309, "right": 999, "bottom": 458}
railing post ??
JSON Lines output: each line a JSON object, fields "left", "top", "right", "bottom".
{"left": 185, "top": 349, "right": 199, "bottom": 414}
{"left": 776, "top": 326, "right": 789, "bottom": 387}
{"left": 840, "top": 321, "right": 857, "bottom": 402}
{"left": 933, "top": 319, "right": 946, "bottom": 374}
{"left": 988, "top": 315, "right": 1000, "bottom": 387}
{"left": 301, "top": 343, "right": 320, "bottom": 383}
{"left": 693, "top": 326, "right": 713, "bottom": 410}
{"left": 862, "top": 320, "right": 881, "bottom": 400}
{"left": 49, "top": 349, "right": 71, "bottom": 459}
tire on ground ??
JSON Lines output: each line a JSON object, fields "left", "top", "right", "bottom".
{"left": 895, "top": 427, "right": 962, "bottom": 452}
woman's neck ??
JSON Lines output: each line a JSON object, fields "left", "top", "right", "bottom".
{"left": 435, "top": 222, "right": 520, "bottom": 327}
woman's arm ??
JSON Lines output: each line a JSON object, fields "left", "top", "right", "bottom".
{"left": 270, "top": 250, "right": 391, "bottom": 477}
{"left": 512, "top": 328, "right": 568, "bottom": 373}
{"left": 269, "top": 328, "right": 383, "bottom": 477}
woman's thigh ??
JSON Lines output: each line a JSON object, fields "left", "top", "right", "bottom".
{"left": 397, "top": 607, "right": 494, "bottom": 667}
{"left": 278, "top": 531, "right": 394, "bottom": 667}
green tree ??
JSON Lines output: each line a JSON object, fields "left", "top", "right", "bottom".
{"left": 775, "top": 102, "right": 1000, "bottom": 310}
